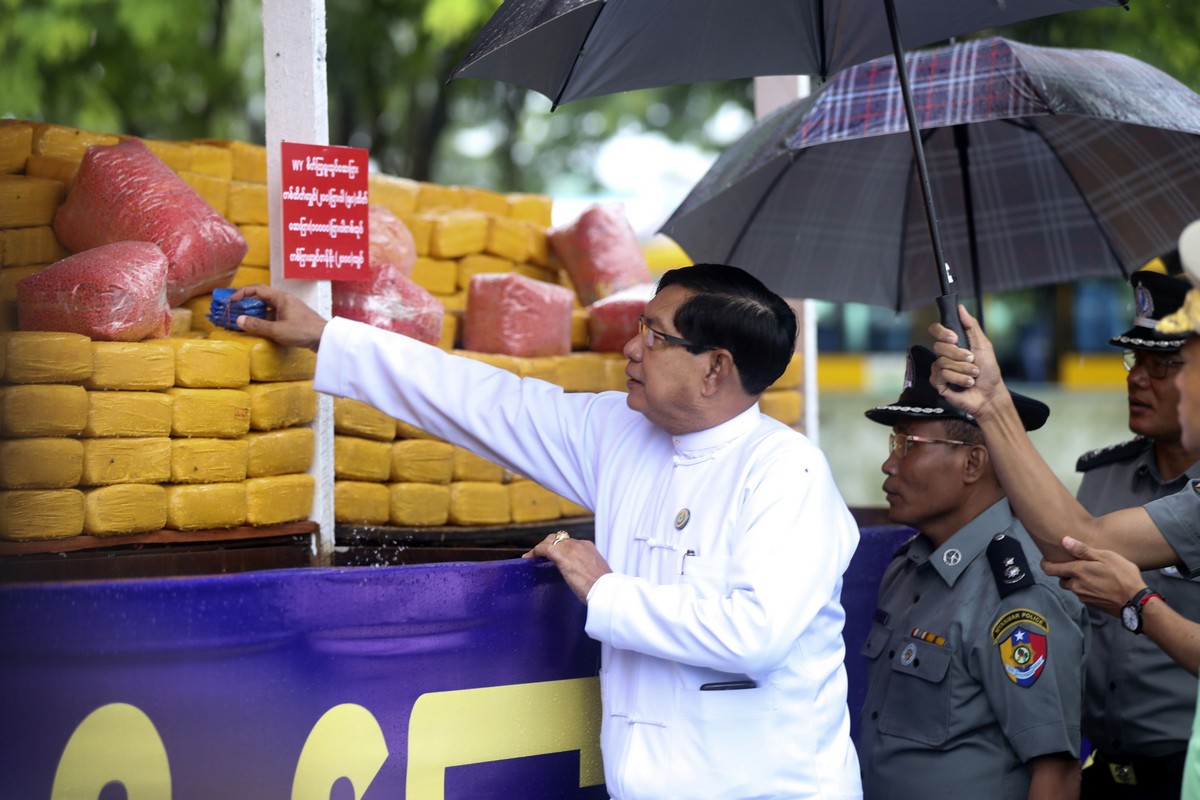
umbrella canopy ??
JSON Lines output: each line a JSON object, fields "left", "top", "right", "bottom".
{"left": 659, "top": 37, "right": 1200, "bottom": 311}
{"left": 449, "top": 0, "right": 1125, "bottom": 106}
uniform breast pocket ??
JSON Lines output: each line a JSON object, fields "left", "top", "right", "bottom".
{"left": 680, "top": 554, "right": 728, "bottom": 598}
{"left": 877, "top": 640, "right": 953, "bottom": 746}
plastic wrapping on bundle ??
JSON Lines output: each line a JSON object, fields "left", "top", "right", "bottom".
{"left": 368, "top": 205, "right": 416, "bottom": 277}
{"left": 332, "top": 264, "right": 444, "bottom": 345}
{"left": 208, "top": 287, "right": 268, "bottom": 332}
{"left": 16, "top": 241, "right": 171, "bottom": 341}
{"left": 587, "top": 283, "right": 654, "bottom": 352}
{"left": 548, "top": 204, "right": 653, "bottom": 306}
{"left": 463, "top": 272, "right": 573, "bottom": 357}
{"left": 52, "top": 138, "right": 247, "bottom": 306}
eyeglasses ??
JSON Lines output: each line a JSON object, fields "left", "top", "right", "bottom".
{"left": 888, "top": 432, "right": 978, "bottom": 458}
{"left": 637, "top": 315, "right": 713, "bottom": 351}
{"left": 1123, "top": 350, "right": 1185, "bottom": 380}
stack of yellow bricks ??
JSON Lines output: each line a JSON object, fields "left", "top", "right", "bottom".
{"left": 0, "top": 121, "right": 806, "bottom": 540}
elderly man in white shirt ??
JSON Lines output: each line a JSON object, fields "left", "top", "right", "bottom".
{"left": 233, "top": 263, "right": 862, "bottom": 800}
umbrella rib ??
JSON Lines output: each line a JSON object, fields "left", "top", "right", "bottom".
{"left": 723, "top": 158, "right": 795, "bottom": 269}
{"left": 550, "top": 1, "right": 608, "bottom": 110}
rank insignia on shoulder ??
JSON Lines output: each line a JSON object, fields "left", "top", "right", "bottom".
{"left": 991, "top": 609, "right": 1048, "bottom": 687}
{"left": 986, "top": 534, "right": 1036, "bottom": 597}
{"left": 1075, "top": 437, "right": 1149, "bottom": 472}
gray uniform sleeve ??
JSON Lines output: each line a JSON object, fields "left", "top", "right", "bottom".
{"left": 973, "top": 587, "right": 1087, "bottom": 763}
{"left": 1145, "top": 481, "right": 1200, "bottom": 578}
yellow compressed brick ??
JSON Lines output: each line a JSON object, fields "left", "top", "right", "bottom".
{"left": 142, "top": 139, "right": 193, "bottom": 172}
{"left": 1, "top": 384, "right": 88, "bottom": 437}
{"left": 246, "top": 380, "right": 317, "bottom": 431}
{"left": 509, "top": 480, "right": 561, "bottom": 523}
{"left": 335, "top": 435, "right": 392, "bottom": 482}
{"left": 23, "top": 154, "right": 78, "bottom": 188}
{"left": 759, "top": 389, "right": 803, "bottom": 426}
{"left": 430, "top": 211, "right": 488, "bottom": 259}
{"left": 86, "top": 340, "right": 175, "bottom": 390}
{"left": 246, "top": 427, "right": 313, "bottom": 477}
{"left": 368, "top": 174, "right": 420, "bottom": 216}
{"left": 207, "top": 329, "right": 316, "bottom": 381}
{"left": 390, "top": 439, "right": 454, "bottom": 483}
{"left": 231, "top": 266, "right": 271, "bottom": 290}
{"left": 603, "top": 354, "right": 630, "bottom": 392}
{"left": 170, "top": 307, "right": 193, "bottom": 336}
{"left": 335, "top": 480, "right": 391, "bottom": 525}
{"left": 457, "top": 253, "right": 512, "bottom": 290}
{"left": 770, "top": 352, "right": 803, "bottom": 390}
{"left": 165, "top": 483, "right": 247, "bottom": 530}
{"left": 81, "top": 437, "right": 171, "bottom": 485}
{"left": 570, "top": 308, "right": 589, "bottom": 350}
{"left": 448, "top": 481, "right": 510, "bottom": 525}
{"left": 170, "top": 437, "right": 248, "bottom": 484}
{"left": 389, "top": 482, "right": 450, "bottom": 527}
{"left": 177, "top": 170, "right": 229, "bottom": 216}
{"left": 83, "top": 391, "right": 173, "bottom": 437}
{"left": 507, "top": 194, "right": 553, "bottom": 227}
{"left": 246, "top": 473, "right": 314, "bottom": 525}
{"left": 515, "top": 262, "right": 558, "bottom": 284}
{"left": 418, "top": 183, "right": 467, "bottom": 212}
{"left": 1, "top": 227, "right": 67, "bottom": 267}
{"left": 0, "top": 438, "right": 83, "bottom": 489}
{"left": 171, "top": 338, "right": 251, "bottom": 388}
{"left": 456, "top": 349, "right": 522, "bottom": 374}
{"left": 439, "top": 313, "right": 458, "bottom": 350}
{"left": 516, "top": 357, "right": 559, "bottom": 383}
{"left": 0, "top": 173, "right": 64, "bottom": 227}
{"left": 559, "top": 493, "right": 592, "bottom": 518}
{"left": 441, "top": 291, "right": 467, "bottom": 313}
{"left": 453, "top": 447, "right": 505, "bottom": 483}
{"left": 395, "top": 420, "right": 442, "bottom": 441}
{"left": 526, "top": 224, "right": 550, "bottom": 267}
{"left": 0, "top": 489, "right": 84, "bottom": 540}
{"left": 410, "top": 257, "right": 458, "bottom": 295}
{"left": 238, "top": 224, "right": 270, "bottom": 266}
{"left": 554, "top": 352, "right": 608, "bottom": 392}
{"left": 334, "top": 397, "right": 395, "bottom": 442}
{"left": 227, "top": 180, "right": 268, "bottom": 224}
{"left": 464, "top": 187, "right": 510, "bottom": 216}
{"left": 399, "top": 213, "right": 434, "bottom": 256}
{"left": 182, "top": 294, "right": 219, "bottom": 334}
{"left": 2, "top": 265, "right": 46, "bottom": 328}
{"left": 167, "top": 387, "right": 251, "bottom": 438}
{"left": 32, "top": 124, "right": 119, "bottom": 160}
{"left": 83, "top": 484, "right": 167, "bottom": 536}
{"left": 197, "top": 139, "right": 267, "bottom": 183}
{"left": 4, "top": 331, "right": 92, "bottom": 383}
{"left": 0, "top": 124, "right": 33, "bottom": 174}
{"left": 187, "top": 143, "right": 234, "bottom": 180}
{"left": 486, "top": 216, "right": 532, "bottom": 262}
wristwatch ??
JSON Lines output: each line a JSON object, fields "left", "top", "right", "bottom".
{"left": 1121, "top": 587, "right": 1163, "bottom": 634}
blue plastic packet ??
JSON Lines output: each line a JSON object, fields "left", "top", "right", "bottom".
{"left": 208, "top": 287, "right": 269, "bottom": 331}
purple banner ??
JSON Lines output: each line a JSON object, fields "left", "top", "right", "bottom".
{"left": 0, "top": 559, "right": 605, "bottom": 799}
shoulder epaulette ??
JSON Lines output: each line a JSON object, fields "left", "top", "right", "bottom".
{"left": 1075, "top": 437, "right": 1151, "bottom": 473}
{"left": 986, "top": 533, "right": 1036, "bottom": 598}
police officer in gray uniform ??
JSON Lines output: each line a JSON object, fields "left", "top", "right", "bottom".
{"left": 1074, "top": 271, "right": 1200, "bottom": 799}
{"left": 857, "top": 345, "right": 1088, "bottom": 800}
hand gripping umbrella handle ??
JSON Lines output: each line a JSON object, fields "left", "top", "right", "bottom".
{"left": 936, "top": 292, "right": 970, "bottom": 392}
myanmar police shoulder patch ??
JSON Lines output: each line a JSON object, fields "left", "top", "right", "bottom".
{"left": 991, "top": 608, "right": 1048, "bottom": 688}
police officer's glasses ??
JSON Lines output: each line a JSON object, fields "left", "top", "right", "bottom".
{"left": 1122, "top": 350, "right": 1185, "bottom": 380}
{"left": 637, "top": 316, "right": 714, "bottom": 351}
{"left": 888, "top": 433, "right": 976, "bottom": 458}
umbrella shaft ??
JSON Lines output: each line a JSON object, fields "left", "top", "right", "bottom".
{"left": 882, "top": 0, "right": 955, "bottom": 296}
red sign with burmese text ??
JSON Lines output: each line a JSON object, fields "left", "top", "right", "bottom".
{"left": 280, "top": 141, "right": 369, "bottom": 281}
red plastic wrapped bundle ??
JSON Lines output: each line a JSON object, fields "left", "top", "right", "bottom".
{"left": 587, "top": 283, "right": 654, "bottom": 352}
{"left": 17, "top": 241, "right": 171, "bottom": 341}
{"left": 368, "top": 205, "right": 416, "bottom": 277}
{"left": 463, "top": 273, "right": 573, "bottom": 357}
{"left": 333, "top": 265, "right": 444, "bottom": 345}
{"left": 548, "top": 204, "right": 652, "bottom": 306}
{"left": 53, "top": 138, "right": 247, "bottom": 306}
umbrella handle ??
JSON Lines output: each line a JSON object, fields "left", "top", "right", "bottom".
{"left": 936, "top": 293, "right": 970, "bottom": 392}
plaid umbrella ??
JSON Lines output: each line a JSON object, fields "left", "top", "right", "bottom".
{"left": 659, "top": 37, "right": 1200, "bottom": 311}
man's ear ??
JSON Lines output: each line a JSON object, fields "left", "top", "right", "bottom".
{"left": 961, "top": 443, "right": 990, "bottom": 485}
{"left": 701, "top": 349, "right": 736, "bottom": 396}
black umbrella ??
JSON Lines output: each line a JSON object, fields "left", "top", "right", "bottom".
{"left": 658, "top": 37, "right": 1200, "bottom": 312}
{"left": 450, "top": 0, "right": 1127, "bottom": 340}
